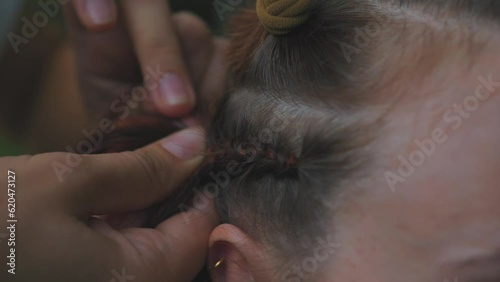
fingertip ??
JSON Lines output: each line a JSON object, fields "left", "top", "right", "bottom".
{"left": 154, "top": 100, "right": 196, "bottom": 117}
{"left": 157, "top": 190, "right": 218, "bottom": 238}
{"left": 153, "top": 73, "right": 197, "bottom": 117}
{"left": 161, "top": 127, "right": 206, "bottom": 161}
{"left": 153, "top": 197, "right": 218, "bottom": 281}
{"left": 185, "top": 198, "right": 218, "bottom": 229}
{"left": 157, "top": 200, "right": 219, "bottom": 248}
{"left": 73, "top": 0, "right": 118, "bottom": 31}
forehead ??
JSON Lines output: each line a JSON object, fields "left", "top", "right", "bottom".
{"left": 328, "top": 35, "right": 500, "bottom": 281}
{"left": 379, "top": 41, "right": 500, "bottom": 203}
{"left": 377, "top": 74, "right": 500, "bottom": 261}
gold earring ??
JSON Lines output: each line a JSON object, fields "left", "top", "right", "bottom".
{"left": 213, "top": 259, "right": 224, "bottom": 270}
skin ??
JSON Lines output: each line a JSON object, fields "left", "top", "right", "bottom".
{"left": 328, "top": 44, "right": 500, "bottom": 282}
{"left": 23, "top": 5, "right": 228, "bottom": 152}
{"left": 70, "top": 0, "right": 200, "bottom": 118}
{"left": 0, "top": 1, "right": 229, "bottom": 281}
{"left": 3, "top": 0, "right": 209, "bottom": 151}
{"left": 4, "top": 1, "right": 498, "bottom": 281}
{"left": 0, "top": 128, "right": 217, "bottom": 282}
{"left": 208, "top": 17, "right": 500, "bottom": 282}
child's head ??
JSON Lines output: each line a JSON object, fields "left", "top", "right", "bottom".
{"left": 203, "top": 1, "right": 500, "bottom": 281}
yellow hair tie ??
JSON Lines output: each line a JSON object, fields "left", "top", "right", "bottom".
{"left": 256, "top": 0, "right": 314, "bottom": 36}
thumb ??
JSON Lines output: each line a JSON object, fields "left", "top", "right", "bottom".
{"left": 65, "top": 127, "right": 206, "bottom": 215}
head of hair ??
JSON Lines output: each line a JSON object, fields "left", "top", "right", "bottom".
{"left": 196, "top": 0, "right": 500, "bottom": 274}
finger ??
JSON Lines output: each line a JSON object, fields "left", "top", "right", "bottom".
{"left": 199, "top": 38, "right": 230, "bottom": 120}
{"left": 122, "top": 0, "right": 196, "bottom": 117}
{"left": 72, "top": 0, "right": 118, "bottom": 31}
{"left": 172, "top": 12, "right": 213, "bottom": 88}
{"left": 156, "top": 197, "right": 219, "bottom": 281}
{"left": 64, "top": 3, "right": 143, "bottom": 118}
{"left": 64, "top": 127, "right": 206, "bottom": 215}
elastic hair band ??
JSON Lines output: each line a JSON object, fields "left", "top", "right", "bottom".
{"left": 256, "top": 0, "right": 314, "bottom": 35}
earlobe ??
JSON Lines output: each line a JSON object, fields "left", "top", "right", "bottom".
{"left": 208, "top": 224, "right": 265, "bottom": 282}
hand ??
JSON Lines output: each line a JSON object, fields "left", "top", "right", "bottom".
{"left": 0, "top": 128, "right": 218, "bottom": 282}
{"left": 65, "top": 0, "right": 224, "bottom": 120}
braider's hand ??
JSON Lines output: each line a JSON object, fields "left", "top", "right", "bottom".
{"left": 0, "top": 128, "right": 217, "bottom": 282}
{"left": 65, "top": 0, "right": 224, "bottom": 120}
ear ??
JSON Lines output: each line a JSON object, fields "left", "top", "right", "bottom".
{"left": 208, "top": 224, "right": 275, "bottom": 282}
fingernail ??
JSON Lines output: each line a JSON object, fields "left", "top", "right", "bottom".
{"left": 159, "top": 74, "right": 195, "bottom": 106}
{"left": 85, "top": 0, "right": 116, "bottom": 25}
{"left": 162, "top": 128, "right": 205, "bottom": 160}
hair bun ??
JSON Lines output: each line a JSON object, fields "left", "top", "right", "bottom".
{"left": 256, "top": 0, "right": 313, "bottom": 36}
